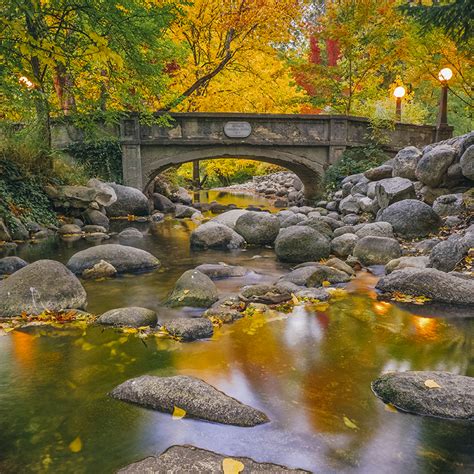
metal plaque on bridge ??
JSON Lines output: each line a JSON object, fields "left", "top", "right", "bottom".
{"left": 224, "top": 121, "right": 252, "bottom": 138}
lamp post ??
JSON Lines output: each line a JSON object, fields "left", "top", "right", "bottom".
{"left": 393, "top": 86, "right": 406, "bottom": 122}
{"left": 436, "top": 67, "right": 453, "bottom": 141}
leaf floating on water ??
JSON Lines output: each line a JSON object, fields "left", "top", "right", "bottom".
{"left": 69, "top": 436, "right": 82, "bottom": 453}
{"left": 384, "top": 403, "right": 398, "bottom": 413}
{"left": 424, "top": 379, "right": 441, "bottom": 389}
{"left": 343, "top": 416, "right": 359, "bottom": 430}
{"left": 222, "top": 458, "right": 245, "bottom": 474}
{"left": 172, "top": 406, "right": 186, "bottom": 420}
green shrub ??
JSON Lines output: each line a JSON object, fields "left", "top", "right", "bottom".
{"left": 0, "top": 158, "right": 57, "bottom": 228}
{"left": 324, "top": 145, "right": 388, "bottom": 192}
{"left": 66, "top": 139, "right": 122, "bottom": 183}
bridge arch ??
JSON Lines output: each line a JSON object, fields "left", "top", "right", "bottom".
{"left": 140, "top": 145, "right": 326, "bottom": 201}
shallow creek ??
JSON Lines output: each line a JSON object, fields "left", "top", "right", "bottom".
{"left": 0, "top": 191, "right": 473, "bottom": 473}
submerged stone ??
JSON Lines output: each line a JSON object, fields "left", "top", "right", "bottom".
{"left": 110, "top": 375, "right": 269, "bottom": 426}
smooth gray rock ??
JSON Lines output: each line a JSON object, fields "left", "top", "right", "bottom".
{"left": 87, "top": 179, "right": 117, "bottom": 207}
{"left": 385, "top": 256, "right": 430, "bottom": 274}
{"left": 333, "top": 225, "right": 356, "bottom": 237}
{"left": 377, "top": 200, "right": 441, "bottom": 238}
{"left": 110, "top": 375, "right": 269, "bottom": 426}
{"left": 305, "top": 264, "right": 352, "bottom": 287}
{"left": 58, "top": 224, "right": 82, "bottom": 235}
{"left": 331, "top": 233, "right": 359, "bottom": 258}
{"left": 190, "top": 222, "right": 245, "bottom": 250}
{"left": 203, "top": 297, "right": 244, "bottom": 324}
{"left": 375, "top": 267, "right": 474, "bottom": 305}
{"left": 355, "top": 222, "right": 394, "bottom": 239}
{"left": 174, "top": 204, "right": 197, "bottom": 218}
{"left": 460, "top": 144, "right": 474, "bottom": 181}
{"left": 98, "top": 307, "right": 157, "bottom": 327}
{"left": 211, "top": 209, "right": 248, "bottom": 229}
{"left": 83, "top": 225, "right": 108, "bottom": 234}
{"left": 353, "top": 236, "right": 401, "bottom": 266}
{"left": 239, "top": 284, "right": 291, "bottom": 305}
{"left": 279, "top": 267, "right": 320, "bottom": 286}
{"left": 364, "top": 164, "right": 393, "bottom": 181}
{"left": 339, "top": 195, "right": 360, "bottom": 214}
{"left": 275, "top": 226, "right": 330, "bottom": 263}
{"left": 429, "top": 237, "right": 467, "bottom": 272}
{"left": 342, "top": 213, "right": 360, "bottom": 225}
{"left": 392, "top": 146, "right": 422, "bottom": 180}
{"left": 375, "top": 177, "right": 416, "bottom": 210}
{"left": 415, "top": 144, "right": 456, "bottom": 187}
{"left": 106, "top": 183, "right": 150, "bottom": 217}
{"left": 118, "top": 227, "right": 143, "bottom": 241}
{"left": 234, "top": 212, "right": 280, "bottom": 245}
{"left": 82, "top": 209, "right": 110, "bottom": 230}
{"left": 0, "top": 260, "right": 87, "bottom": 317}
{"left": 118, "top": 445, "right": 309, "bottom": 473}
{"left": 372, "top": 371, "right": 474, "bottom": 420}
{"left": 194, "top": 263, "right": 247, "bottom": 279}
{"left": 162, "top": 318, "right": 213, "bottom": 341}
{"left": 168, "top": 270, "right": 218, "bottom": 308}
{"left": 297, "top": 217, "right": 333, "bottom": 239}
{"left": 67, "top": 244, "right": 160, "bottom": 274}
{"left": 0, "top": 256, "right": 28, "bottom": 276}
{"left": 432, "top": 193, "right": 464, "bottom": 216}
{"left": 281, "top": 213, "right": 307, "bottom": 228}
{"left": 415, "top": 238, "right": 441, "bottom": 254}
{"left": 152, "top": 193, "right": 176, "bottom": 213}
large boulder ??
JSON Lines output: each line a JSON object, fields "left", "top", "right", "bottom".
{"left": 0, "top": 260, "right": 87, "bottom": 317}
{"left": 353, "top": 236, "right": 401, "bottom": 266}
{"left": 429, "top": 236, "right": 468, "bottom": 272}
{"left": 432, "top": 193, "right": 464, "bottom": 216}
{"left": 152, "top": 193, "right": 175, "bottom": 213}
{"left": 330, "top": 233, "right": 359, "bottom": 258}
{"left": 460, "top": 144, "right": 474, "bottom": 180}
{"left": 211, "top": 209, "right": 248, "bottom": 229}
{"left": 110, "top": 375, "right": 269, "bottom": 427}
{"left": 190, "top": 222, "right": 245, "bottom": 250}
{"left": 45, "top": 185, "right": 97, "bottom": 210}
{"left": 375, "top": 267, "right": 474, "bottom": 305}
{"left": 106, "top": 183, "right": 150, "bottom": 217}
{"left": 392, "top": 146, "right": 422, "bottom": 180}
{"left": 234, "top": 211, "right": 280, "bottom": 245}
{"left": 355, "top": 222, "right": 394, "bottom": 239}
{"left": 0, "top": 256, "right": 28, "bottom": 276}
{"left": 87, "top": 179, "right": 117, "bottom": 207}
{"left": 275, "top": 226, "right": 330, "bottom": 263}
{"left": 375, "top": 177, "right": 416, "bottom": 210}
{"left": 377, "top": 200, "right": 441, "bottom": 238}
{"left": 67, "top": 244, "right": 160, "bottom": 274}
{"left": 118, "top": 445, "right": 308, "bottom": 474}
{"left": 415, "top": 144, "right": 456, "bottom": 187}
{"left": 162, "top": 318, "right": 213, "bottom": 341}
{"left": 168, "top": 270, "right": 218, "bottom": 308}
{"left": 97, "top": 307, "right": 157, "bottom": 327}
{"left": 372, "top": 371, "right": 474, "bottom": 420}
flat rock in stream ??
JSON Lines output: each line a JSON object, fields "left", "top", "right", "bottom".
{"left": 194, "top": 263, "right": 248, "bottom": 279}
{"left": 162, "top": 318, "right": 213, "bottom": 341}
{"left": 118, "top": 445, "right": 309, "bottom": 473}
{"left": 372, "top": 371, "right": 474, "bottom": 420}
{"left": 109, "top": 375, "right": 269, "bottom": 427}
{"left": 97, "top": 307, "right": 157, "bottom": 327}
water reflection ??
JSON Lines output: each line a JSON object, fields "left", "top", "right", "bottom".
{"left": 0, "top": 192, "right": 473, "bottom": 473}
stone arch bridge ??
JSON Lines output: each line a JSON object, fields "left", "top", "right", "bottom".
{"left": 118, "top": 113, "right": 440, "bottom": 200}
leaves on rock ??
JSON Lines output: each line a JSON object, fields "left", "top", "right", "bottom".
{"left": 424, "top": 379, "right": 441, "bottom": 389}
{"left": 222, "top": 458, "right": 245, "bottom": 474}
{"left": 172, "top": 406, "right": 186, "bottom": 420}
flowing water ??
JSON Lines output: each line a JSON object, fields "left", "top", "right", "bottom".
{"left": 0, "top": 191, "right": 473, "bottom": 473}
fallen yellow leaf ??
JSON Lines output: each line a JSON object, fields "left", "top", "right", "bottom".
{"left": 222, "top": 458, "right": 245, "bottom": 474}
{"left": 172, "top": 406, "right": 186, "bottom": 419}
{"left": 69, "top": 436, "right": 82, "bottom": 453}
{"left": 384, "top": 403, "right": 398, "bottom": 413}
{"left": 424, "top": 379, "right": 441, "bottom": 389}
{"left": 343, "top": 416, "right": 359, "bottom": 430}
{"left": 290, "top": 293, "right": 299, "bottom": 305}
{"left": 322, "top": 280, "right": 331, "bottom": 287}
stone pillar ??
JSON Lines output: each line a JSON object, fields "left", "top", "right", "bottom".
{"left": 122, "top": 144, "right": 143, "bottom": 189}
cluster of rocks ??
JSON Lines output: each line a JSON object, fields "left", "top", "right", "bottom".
{"left": 218, "top": 171, "right": 305, "bottom": 207}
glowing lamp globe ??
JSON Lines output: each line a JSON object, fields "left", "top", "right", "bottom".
{"left": 393, "top": 86, "right": 406, "bottom": 98}
{"left": 438, "top": 67, "right": 453, "bottom": 82}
